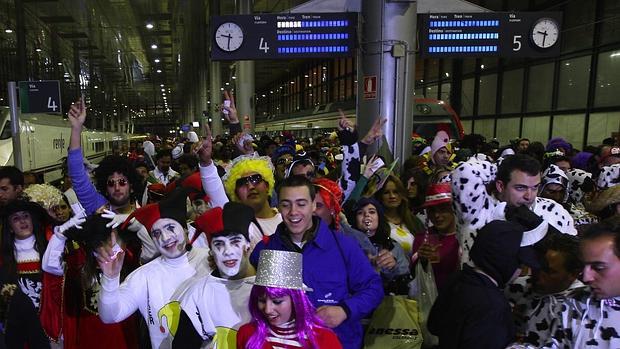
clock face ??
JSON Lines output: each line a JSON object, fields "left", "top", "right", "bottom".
{"left": 531, "top": 18, "right": 559, "bottom": 49}
{"left": 215, "top": 22, "right": 244, "bottom": 52}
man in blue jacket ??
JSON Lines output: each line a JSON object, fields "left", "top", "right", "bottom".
{"left": 251, "top": 175, "right": 384, "bottom": 349}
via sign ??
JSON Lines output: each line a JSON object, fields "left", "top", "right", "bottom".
{"left": 18, "top": 80, "right": 62, "bottom": 114}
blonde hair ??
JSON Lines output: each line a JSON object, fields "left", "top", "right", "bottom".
{"left": 223, "top": 156, "right": 275, "bottom": 202}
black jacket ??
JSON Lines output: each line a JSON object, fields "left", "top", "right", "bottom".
{"left": 428, "top": 265, "right": 515, "bottom": 349}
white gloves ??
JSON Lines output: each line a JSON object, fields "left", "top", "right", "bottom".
{"left": 54, "top": 215, "right": 86, "bottom": 238}
{"left": 102, "top": 209, "right": 129, "bottom": 229}
{"left": 102, "top": 209, "right": 143, "bottom": 232}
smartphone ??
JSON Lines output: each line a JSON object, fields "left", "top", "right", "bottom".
{"left": 222, "top": 99, "right": 230, "bottom": 115}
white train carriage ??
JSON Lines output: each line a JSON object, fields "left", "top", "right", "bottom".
{"left": 0, "top": 107, "right": 145, "bottom": 183}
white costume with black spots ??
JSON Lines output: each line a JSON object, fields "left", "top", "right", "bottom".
{"left": 541, "top": 290, "right": 620, "bottom": 348}
{"left": 597, "top": 164, "right": 620, "bottom": 190}
{"left": 505, "top": 276, "right": 586, "bottom": 347}
{"left": 452, "top": 159, "right": 577, "bottom": 264}
{"left": 98, "top": 248, "right": 210, "bottom": 349}
{"left": 566, "top": 168, "right": 593, "bottom": 204}
{"left": 174, "top": 274, "right": 254, "bottom": 345}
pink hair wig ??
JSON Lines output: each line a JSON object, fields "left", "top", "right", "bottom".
{"left": 244, "top": 285, "right": 325, "bottom": 349}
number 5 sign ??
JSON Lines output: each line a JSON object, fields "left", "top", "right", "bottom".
{"left": 18, "top": 80, "right": 62, "bottom": 114}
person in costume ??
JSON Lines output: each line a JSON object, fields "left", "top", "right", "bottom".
{"left": 237, "top": 249, "right": 342, "bottom": 349}
{"left": 251, "top": 175, "right": 383, "bottom": 349}
{"left": 222, "top": 155, "right": 281, "bottom": 244}
{"left": 172, "top": 202, "right": 257, "bottom": 348}
{"left": 411, "top": 183, "right": 459, "bottom": 289}
{"left": 66, "top": 98, "right": 157, "bottom": 263}
{"left": 451, "top": 153, "right": 577, "bottom": 264}
{"left": 43, "top": 214, "right": 139, "bottom": 349}
{"left": 535, "top": 218, "right": 620, "bottom": 348}
{"left": 96, "top": 189, "right": 210, "bottom": 349}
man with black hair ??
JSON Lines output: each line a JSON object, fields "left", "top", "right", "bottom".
{"left": 172, "top": 202, "right": 256, "bottom": 348}
{"left": 452, "top": 153, "right": 577, "bottom": 263}
{"left": 429, "top": 220, "right": 543, "bottom": 349}
{"left": 150, "top": 149, "right": 179, "bottom": 185}
{"left": 505, "top": 233, "right": 586, "bottom": 347}
{"left": 541, "top": 218, "right": 620, "bottom": 348}
{"left": 67, "top": 98, "right": 157, "bottom": 262}
{"left": 250, "top": 175, "right": 383, "bottom": 349}
{"left": 0, "top": 166, "right": 24, "bottom": 207}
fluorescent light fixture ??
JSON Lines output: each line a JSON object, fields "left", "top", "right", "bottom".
{"left": 154, "top": 58, "right": 160, "bottom": 63}
{"left": 156, "top": 69, "right": 162, "bottom": 73}
{"left": 146, "top": 23, "right": 154, "bottom": 29}
{"left": 151, "top": 44, "right": 158, "bottom": 49}
{"left": 192, "top": 121, "right": 200, "bottom": 127}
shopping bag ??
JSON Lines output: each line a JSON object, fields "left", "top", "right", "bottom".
{"left": 410, "top": 261, "right": 439, "bottom": 348}
{"left": 364, "top": 295, "right": 423, "bottom": 349}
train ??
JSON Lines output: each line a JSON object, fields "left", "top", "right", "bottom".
{"left": 0, "top": 107, "right": 147, "bottom": 183}
{"left": 254, "top": 98, "right": 464, "bottom": 140}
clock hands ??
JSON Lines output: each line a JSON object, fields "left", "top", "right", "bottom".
{"left": 537, "top": 30, "right": 548, "bottom": 47}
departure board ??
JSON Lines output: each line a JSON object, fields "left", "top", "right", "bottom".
{"left": 420, "top": 12, "right": 562, "bottom": 58}
{"left": 210, "top": 13, "right": 357, "bottom": 61}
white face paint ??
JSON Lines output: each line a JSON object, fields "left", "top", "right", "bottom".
{"left": 150, "top": 218, "right": 187, "bottom": 259}
{"left": 211, "top": 234, "right": 249, "bottom": 279}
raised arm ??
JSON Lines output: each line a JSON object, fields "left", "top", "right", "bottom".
{"left": 66, "top": 98, "right": 107, "bottom": 214}
{"left": 195, "top": 123, "right": 228, "bottom": 208}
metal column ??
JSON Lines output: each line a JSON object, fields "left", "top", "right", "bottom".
{"left": 210, "top": 62, "right": 223, "bottom": 135}
{"left": 236, "top": 0, "right": 255, "bottom": 132}
{"left": 357, "top": 0, "right": 416, "bottom": 163}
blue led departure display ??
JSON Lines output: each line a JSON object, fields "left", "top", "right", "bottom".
{"left": 211, "top": 13, "right": 357, "bottom": 60}
{"left": 420, "top": 12, "right": 562, "bottom": 58}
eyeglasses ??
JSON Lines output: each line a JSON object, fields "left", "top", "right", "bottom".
{"left": 235, "top": 174, "right": 264, "bottom": 188}
{"left": 107, "top": 178, "right": 128, "bottom": 187}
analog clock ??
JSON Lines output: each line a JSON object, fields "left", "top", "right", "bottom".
{"left": 531, "top": 18, "right": 559, "bottom": 49}
{"left": 215, "top": 22, "right": 244, "bottom": 52}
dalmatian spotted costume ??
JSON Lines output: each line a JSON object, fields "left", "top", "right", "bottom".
{"left": 451, "top": 159, "right": 577, "bottom": 264}
{"left": 539, "top": 290, "right": 620, "bottom": 348}
{"left": 505, "top": 276, "right": 586, "bottom": 347}
{"left": 597, "top": 164, "right": 620, "bottom": 190}
{"left": 542, "top": 165, "right": 598, "bottom": 228}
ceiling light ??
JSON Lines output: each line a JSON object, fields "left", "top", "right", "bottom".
{"left": 161, "top": 88, "right": 165, "bottom": 92}
{"left": 35, "top": 48, "right": 42, "bottom": 52}
{"left": 5, "top": 29, "right": 13, "bottom": 34}
{"left": 57, "top": 62, "right": 63, "bottom": 66}
{"left": 154, "top": 58, "right": 160, "bottom": 63}
{"left": 151, "top": 44, "right": 158, "bottom": 49}
{"left": 160, "top": 84, "right": 164, "bottom": 87}
{"left": 146, "top": 23, "right": 154, "bottom": 29}
{"left": 156, "top": 69, "right": 162, "bottom": 73}
{"left": 94, "top": 85, "right": 98, "bottom": 89}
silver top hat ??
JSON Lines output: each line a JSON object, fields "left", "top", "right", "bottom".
{"left": 253, "top": 250, "right": 312, "bottom": 291}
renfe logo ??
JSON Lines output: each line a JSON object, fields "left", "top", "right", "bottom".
{"left": 53, "top": 134, "right": 65, "bottom": 150}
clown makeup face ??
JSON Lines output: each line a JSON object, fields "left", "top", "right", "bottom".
{"left": 150, "top": 218, "right": 187, "bottom": 259}
{"left": 9, "top": 211, "right": 34, "bottom": 240}
{"left": 211, "top": 234, "right": 250, "bottom": 279}
{"left": 258, "top": 294, "right": 293, "bottom": 327}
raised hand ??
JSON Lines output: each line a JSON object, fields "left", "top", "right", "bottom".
{"left": 232, "top": 132, "right": 254, "bottom": 156}
{"left": 102, "top": 209, "right": 129, "bottom": 229}
{"left": 221, "top": 90, "right": 239, "bottom": 124}
{"left": 95, "top": 231, "right": 125, "bottom": 277}
{"left": 361, "top": 117, "right": 387, "bottom": 145}
{"left": 67, "top": 97, "right": 86, "bottom": 128}
{"left": 194, "top": 122, "right": 213, "bottom": 166}
{"left": 337, "top": 108, "right": 354, "bottom": 132}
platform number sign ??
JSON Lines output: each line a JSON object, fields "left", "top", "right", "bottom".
{"left": 211, "top": 13, "right": 357, "bottom": 60}
{"left": 18, "top": 80, "right": 62, "bottom": 114}
{"left": 420, "top": 12, "right": 562, "bottom": 58}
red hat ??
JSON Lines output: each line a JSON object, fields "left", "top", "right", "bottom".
{"left": 166, "top": 172, "right": 209, "bottom": 202}
{"left": 123, "top": 189, "right": 188, "bottom": 233}
{"left": 422, "top": 183, "right": 453, "bottom": 207}
{"left": 191, "top": 202, "right": 254, "bottom": 246}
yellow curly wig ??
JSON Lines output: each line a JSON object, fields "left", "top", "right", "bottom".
{"left": 223, "top": 156, "right": 275, "bottom": 202}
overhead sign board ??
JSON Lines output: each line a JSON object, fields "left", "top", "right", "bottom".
{"left": 419, "top": 12, "right": 562, "bottom": 58}
{"left": 210, "top": 13, "right": 357, "bottom": 61}
{"left": 18, "top": 80, "right": 62, "bottom": 114}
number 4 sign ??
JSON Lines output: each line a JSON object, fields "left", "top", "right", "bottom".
{"left": 18, "top": 80, "right": 63, "bottom": 114}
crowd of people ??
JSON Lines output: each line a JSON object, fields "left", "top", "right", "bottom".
{"left": 0, "top": 91, "right": 619, "bottom": 349}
